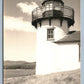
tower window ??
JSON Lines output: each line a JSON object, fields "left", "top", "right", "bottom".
{"left": 47, "top": 29, "right": 54, "bottom": 40}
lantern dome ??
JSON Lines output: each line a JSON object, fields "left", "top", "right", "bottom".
{"left": 42, "top": 0, "right": 64, "bottom": 6}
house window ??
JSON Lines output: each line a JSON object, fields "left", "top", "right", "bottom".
{"left": 47, "top": 29, "right": 54, "bottom": 40}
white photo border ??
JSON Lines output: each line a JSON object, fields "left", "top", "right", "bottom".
{"left": 81, "top": 0, "right": 84, "bottom": 84}
{"left": 0, "top": 0, "right": 3, "bottom": 84}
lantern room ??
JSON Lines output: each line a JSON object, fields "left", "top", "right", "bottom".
{"left": 32, "top": 0, "right": 74, "bottom": 28}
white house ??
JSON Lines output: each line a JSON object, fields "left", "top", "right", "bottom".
{"left": 32, "top": 0, "right": 80, "bottom": 75}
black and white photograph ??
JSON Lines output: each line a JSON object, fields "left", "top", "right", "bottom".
{"left": 4, "top": 0, "right": 80, "bottom": 84}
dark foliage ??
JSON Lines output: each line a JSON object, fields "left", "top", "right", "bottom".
{"left": 4, "top": 61, "right": 36, "bottom": 69}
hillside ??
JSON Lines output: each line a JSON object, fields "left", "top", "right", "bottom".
{"left": 4, "top": 69, "right": 80, "bottom": 84}
{"left": 4, "top": 61, "right": 36, "bottom": 69}
{"left": 4, "top": 61, "right": 80, "bottom": 84}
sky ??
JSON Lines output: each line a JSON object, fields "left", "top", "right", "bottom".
{"left": 4, "top": 0, "right": 80, "bottom": 62}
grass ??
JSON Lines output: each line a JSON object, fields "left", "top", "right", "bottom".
{"left": 4, "top": 69, "right": 80, "bottom": 84}
{"left": 4, "top": 69, "right": 35, "bottom": 78}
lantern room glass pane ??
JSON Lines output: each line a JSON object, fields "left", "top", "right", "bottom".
{"left": 46, "top": 5, "right": 50, "bottom": 11}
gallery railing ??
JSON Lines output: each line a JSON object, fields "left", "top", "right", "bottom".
{"left": 32, "top": 5, "right": 74, "bottom": 21}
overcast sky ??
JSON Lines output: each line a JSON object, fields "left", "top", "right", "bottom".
{"left": 4, "top": 0, "right": 80, "bottom": 62}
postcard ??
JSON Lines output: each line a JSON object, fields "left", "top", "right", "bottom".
{"left": 1, "top": 0, "right": 84, "bottom": 84}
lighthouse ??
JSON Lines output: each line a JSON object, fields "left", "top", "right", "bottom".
{"left": 32, "top": 0, "right": 80, "bottom": 75}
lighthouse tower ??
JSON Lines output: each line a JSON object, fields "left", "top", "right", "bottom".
{"left": 32, "top": 0, "right": 80, "bottom": 75}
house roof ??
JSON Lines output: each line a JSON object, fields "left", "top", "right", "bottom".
{"left": 54, "top": 31, "right": 80, "bottom": 43}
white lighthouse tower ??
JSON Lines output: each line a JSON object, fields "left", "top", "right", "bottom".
{"left": 32, "top": 0, "right": 80, "bottom": 75}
